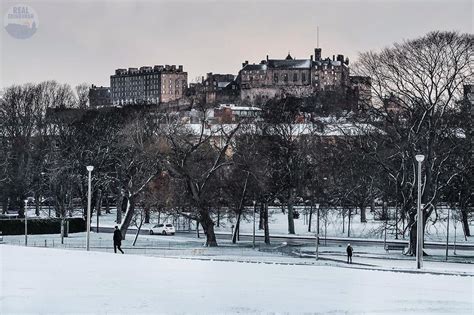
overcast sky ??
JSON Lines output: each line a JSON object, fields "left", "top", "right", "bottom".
{"left": 0, "top": 0, "right": 472, "bottom": 89}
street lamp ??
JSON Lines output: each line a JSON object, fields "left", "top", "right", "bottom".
{"left": 315, "top": 203, "right": 320, "bottom": 244}
{"left": 383, "top": 201, "right": 388, "bottom": 250}
{"left": 86, "top": 165, "right": 94, "bottom": 251}
{"left": 24, "top": 199, "right": 28, "bottom": 246}
{"left": 252, "top": 200, "right": 256, "bottom": 249}
{"left": 415, "top": 154, "right": 424, "bottom": 269}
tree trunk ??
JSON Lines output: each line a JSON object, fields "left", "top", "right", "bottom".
{"left": 34, "top": 191, "right": 40, "bottom": 216}
{"left": 144, "top": 207, "right": 150, "bottom": 224}
{"left": 132, "top": 216, "right": 144, "bottom": 246}
{"left": 460, "top": 208, "right": 471, "bottom": 237}
{"left": 259, "top": 203, "right": 264, "bottom": 230}
{"left": 1, "top": 197, "right": 7, "bottom": 214}
{"left": 264, "top": 202, "right": 270, "bottom": 244}
{"left": 407, "top": 210, "right": 428, "bottom": 256}
{"left": 200, "top": 209, "right": 217, "bottom": 247}
{"left": 233, "top": 172, "right": 249, "bottom": 243}
{"left": 347, "top": 208, "right": 351, "bottom": 237}
{"left": 360, "top": 205, "right": 367, "bottom": 223}
{"left": 308, "top": 204, "right": 313, "bottom": 232}
{"left": 96, "top": 189, "right": 102, "bottom": 216}
{"left": 119, "top": 194, "right": 135, "bottom": 240}
{"left": 217, "top": 209, "right": 220, "bottom": 227}
{"left": 116, "top": 195, "right": 123, "bottom": 224}
{"left": 105, "top": 194, "right": 111, "bottom": 214}
{"left": 232, "top": 211, "right": 242, "bottom": 244}
{"left": 287, "top": 202, "right": 295, "bottom": 234}
{"left": 342, "top": 210, "right": 345, "bottom": 234}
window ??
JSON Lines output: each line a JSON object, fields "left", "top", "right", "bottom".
{"left": 293, "top": 73, "right": 298, "bottom": 82}
{"left": 273, "top": 73, "right": 279, "bottom": 83}
{"left": 283, "top": 73, "right": 288, "bottom": 83}
{"left": 302, "top": 73, "right": 306, "bottom": 82}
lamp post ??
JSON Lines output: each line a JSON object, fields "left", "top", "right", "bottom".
{"left": 445, "top": 206, "right": 450, "bottom": 261}
{"left": 316, "top": 203, "right": 320, "bottom": 244}
{"left": 415, "top": 154, "right": 425, "bottom": 269}
{"left": 252, "top": 200, "right": 256, "bottom": 249}
{"left": 24, "top": 199, "right": 28, "bottom": 246}
{"left": 86, "top": 165, "right": 94, "bottom": 251}
{"left": 383, "top": 201, "right": 388, "bottom": 250}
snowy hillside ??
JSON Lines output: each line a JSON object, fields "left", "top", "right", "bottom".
{"left": 1, "top": 245, "right": 472, "bottom": 314}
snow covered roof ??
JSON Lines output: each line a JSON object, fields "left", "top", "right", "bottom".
{"left": 218, "top": 104, "right": 262, "bottom": 111}
{"left": 217, "top": 81, "right": 232, "bottom": 88}
{"left": 267, "top": 59, "right": 311, "bottom": 69}
{"left": 179, "top": 122, "right": 380, "bottom": 137}
{"left": 242, "top": 64, "right": 267, "bottom": 71}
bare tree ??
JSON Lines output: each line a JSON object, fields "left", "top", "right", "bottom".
{"left": 75, "top": 83, "right": 90, "bottom": 109}
{"left": 159, "top": 105, "right": 241, "bottom": 246}
{"left": 354, "top": 31, "right": 472, "bottom": 254}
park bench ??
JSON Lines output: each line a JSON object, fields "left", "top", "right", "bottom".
{"left": 385, "top": 244, "right": 406, "bottom": 253}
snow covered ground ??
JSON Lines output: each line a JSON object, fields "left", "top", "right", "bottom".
{"left": 23, "top": 205, "right": 474, "bottom": 245}
{"left": 1, "top": 245, "right": 473, "bottom": 314}
{"left": 2, "top": 231, "right": 472, "bottom": 276}
{"left": 87, "top": 206, "right": 474, "bottom": 245}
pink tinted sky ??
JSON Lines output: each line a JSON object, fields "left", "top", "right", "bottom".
{"left": 1, "top": 0, "right": 472, "bottom": 89}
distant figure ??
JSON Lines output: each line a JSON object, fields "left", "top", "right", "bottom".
{"left": 346, "top": 243, "right": 353, "bottom": 264}
{"left": 113, "top": 226, "right": 124, "bottom": 254}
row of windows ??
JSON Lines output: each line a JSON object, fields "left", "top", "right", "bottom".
{"left": 273, "top": 73, "right": 307, "bottom": 83}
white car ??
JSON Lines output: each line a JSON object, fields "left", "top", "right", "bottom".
{"left": 149, "top": 223, "right": 175, "bottom": 235}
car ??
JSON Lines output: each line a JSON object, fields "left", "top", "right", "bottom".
{"left": 149, "top": 223, "right": 175, "bottom": 235}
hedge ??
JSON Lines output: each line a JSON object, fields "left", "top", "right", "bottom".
{"left": 0, "top": 218, "right": 86, "bottom": 235}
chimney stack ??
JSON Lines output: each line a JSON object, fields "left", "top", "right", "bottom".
{"left": 314, "top": 48, "right": 322, "bottom": 61}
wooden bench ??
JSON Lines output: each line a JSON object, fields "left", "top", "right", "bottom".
{"left": 386, "top": 244, "right": 406, "bottom": 253}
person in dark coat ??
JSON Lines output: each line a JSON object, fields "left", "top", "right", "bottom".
{"left": 346, "top": 243, "right": 353, "bottom": 264}
{"left": 113, "top": 226, "right": 124, "bottom": 254}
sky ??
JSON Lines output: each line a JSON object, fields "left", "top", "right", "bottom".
{"left": 0, "top": 0, "right": 472, "bottom": 90}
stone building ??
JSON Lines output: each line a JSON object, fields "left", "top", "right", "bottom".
{"left": 88, "top": 85, "right": 112, "bottom": 107}
{"left": 237, "top": 48, "right": 353, "bottom": 103}
{"left": 348, "top": 76, "right": 372, "bottom": 110}
{"left": 191, "top": 73, "right": 239, "bottom": 104}
{"left": 110, "top": 65, "right": 187, "bottom": 105}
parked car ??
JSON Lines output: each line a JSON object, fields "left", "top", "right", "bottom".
{"left": 149, "top": 223, "right": 175, "bottom": 235}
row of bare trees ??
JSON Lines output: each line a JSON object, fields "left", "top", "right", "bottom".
{"left": 0, "top": 31, "right": 471, "bottom": 252}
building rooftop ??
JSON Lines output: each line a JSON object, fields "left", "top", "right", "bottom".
{"left": 267, "top": 59, "right": 312, "bottom": 69}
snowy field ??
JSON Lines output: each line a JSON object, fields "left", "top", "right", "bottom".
{"left": 22, "top": 205, "right": 474, "bottom": 245}
{"left": 2, "top": 231, "right": 472, "bottom": 275}
{"left": 84, "top": 206, "right": 474, "bottom": 244}
{"left": 1, "top": 245, "right": 473, "bottom": 314}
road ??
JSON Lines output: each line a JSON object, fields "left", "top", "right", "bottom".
{"left": 95, "top": 226, "right": 474, "bottom": 250}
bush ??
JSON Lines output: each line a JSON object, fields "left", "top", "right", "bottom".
{"left": 0, "top": 217, "right": 86, "bottom": 235}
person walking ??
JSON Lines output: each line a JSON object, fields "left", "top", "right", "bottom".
{"left": 346, "top": 243, "right": 353, "bottom": 264}
{"left": 113, "top": 226, "right": 124, "bottom": 254}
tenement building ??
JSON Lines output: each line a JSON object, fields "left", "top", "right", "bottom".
{"left": 110, "top": 65, "right": 188, "bottom": 105}
{"left": 238, "top": 48, "right": 367, "bottom": 104}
